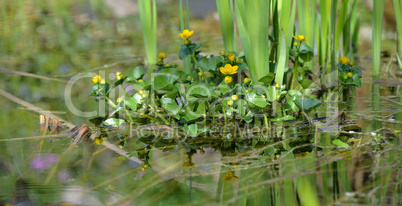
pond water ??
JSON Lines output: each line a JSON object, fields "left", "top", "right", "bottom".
{"left": 0, "top": 1, "right": 401, "bottom": 206}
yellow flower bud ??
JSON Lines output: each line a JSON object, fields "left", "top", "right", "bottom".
{"left": 293, "top": 41, "right": 298, "bottom": 47}
{"left": 117, "top": 97, "right": 123, "bottom": 103}
{"left": 350, "top": 61, "right": 354, "bottom": 66}
{"left": 100, "top": 79, "right": 106, "bottom": 84}
{"left": 245, "top": 90, "right": 249, "bottom": 93}
{"left": 244, "top": 77, "right": 250, "bottom": 84}
{"left": 158, "top": 52, "right": 166, "bottom": 59}
{"left": 236, "top": 58, "right": 242, "bottom": 64}
{"left": 94, "top": 137, "right": 103, "bottom": 145}
{"left": 138, "top": 79, "right": 143, "bottom": 82}
{"left": 231, "top": 95, "right": 238, "bottom": 101}
{"left": 219, "top": 50, "right": 226, "bottom": 56}
{"left": 198, "top": 72, "right": 203, "bottom": 77}
{"left": 141, "top": 93, "right": 147, "bottom": 98}
{"left": 261, "top": 94, "right": 266, "bottom": 98}
{"left": 347, "top": 72, "right": 353, "bottom": 77}
{"left": 227, "top": 53, "right": 236, "bottom": 62}
{"left": 92, "top": 75, "right": 101, "bottom": 84}
{"left": 227, "top": 100, "right": 233, "bottom": 106}
{"left": 165, "top": 63, "right": 171, "bottom": 67}
{"left": 275, "top": 83, "right": 280, "bottom": 88}
{"left": 116, "top": 75, "right": 122, "bottom": 80}
{"left": 138, "top": 90, "right": 144, "bottom": 95}
{"left": 224, "top": 76, "right": 233, "bottom": 84}
{"left": 116, "top": 71, "right": 121, "bottom": 76}
{"left": 344, "top": 75, "right": 348, "bottom": 80}
{"left": 184, "top": 40, "right": 191, "bottom": 45}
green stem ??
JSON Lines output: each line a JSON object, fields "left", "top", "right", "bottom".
{"left": 222, "top": 104, "right": 228, "bottom": 125}
{"left": 290, "top": 46, "right": 300, "bottom": 89}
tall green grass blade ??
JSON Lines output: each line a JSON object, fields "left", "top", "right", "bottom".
{"left": 138, "top": 0, "right": 157, "bottom": 77}
{"left": 335, "top": 0, "right": 348, "bottom": 55}
{"left": 216, "top": 0, "right": 238, "bottom": 51}
{"left": 236, "top": 0, "right": 270, "bottom": 83}
{"left": 394, "top": 0, "right": 402, "bottom": 61}
{"left": 318, "top": 0, "right": 331, "bottom": 67}
{"left": 372, "top": 0, "right": 384, "bottom": 76}
{"left": 180, "top": 0, "right": 192, "bottom": 74}
{"left": 328, "top": 0, "right": 337, "bottom": 86}
{"left": 275, "top": 30, "right": 287, "bottom": 86}
{"left": 297, "top": 0, "right": 316, "bottom": 71}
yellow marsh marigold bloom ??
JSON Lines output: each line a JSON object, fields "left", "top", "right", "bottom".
{"left": 221, "top": 171, "right": 239, "bottom": 182}
{"left": 227, "top": 100, "right": 233, "bottom": 106}
{"left": 340, "top": 56, "right": 350, "bottom": 65}
{"left": 92, "top": 75, "right": 101, "bottom": 84}
{"left": 227, "top": 53, "right": 236, "bottom": 62}
{"left": 293, "top": 35, "right": 308, "bottom": 42}
{"left": 178, "top": 29, "right": 194, "bottom": 39}
{"left": 220, "top": 64, "right": 238, "bottom": 75}
{"left": 231, "top": 95, "right": 238, "bottom": 101}
{"left": 158, "top": 52, "right": 166, "bottom": 59}
{"left": 224, "top": 76, "right": 233, "bottom": 84}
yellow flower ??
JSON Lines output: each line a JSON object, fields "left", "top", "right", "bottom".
{"left": 116, "top": 71, "right": 121, "bottom": 76}
{"left": 224, "top": 76, "right": 233, "bottom": 84}
{"left": 261, "top": 94, "right": 266, "bottom": 98}
{"left": 293, "top": 41, "right": 298, "bottom": 47}
{"left": 138, "top": 79, "right": 143, "bottom": 82}
{"left": 293, "top": 35, "right": 308, "bottom": 42}
{"left": 227, "top": 100, "right": 233, "bottom": 106}
{"left": 340, "top": 56, "right": 350, "bottom": 65}
{"left": 231, "top": 95, "right": 238, "bottom": 101}
{"left": 138, "top": 90, "right": 144, "bottom": 95}
{"left": 220, "top": 64, "right": 238, "bottom": 75}
{"left": 100, "top": 79, "right": 106, "bottom": 84}
{"left": 116, "top": 75, "right": 122, "bottom": 80}
{"left": 92, "top": 75, "right": 101, "bottom": 84}
{"left": 141, "top": 93, "right": 147, "bottom": 98}
{"left": 227, "top": 53, "right": 236, "bottom": 62}
{"left": 350, "top": 61, "right": 354, "bottom": 66}
{"left": 347, "top": 72, "right": 353, "bottom": 77}
{"left": 117, "top": 97, "right": 123, "bottom": 103}
{"left": 158, "top": 52, "right": 166, "bottom": 59}
{"left": 243, "top": 77, "right": 250, "bottom": 84}
{"left": 178, "top": 29, "right": 194, "bottom": 39}
{"left": 221, "top": 171, "right": 239, "bottom": 182}
{"left": 275, "top": 83, "right": 280, "bottom": 88}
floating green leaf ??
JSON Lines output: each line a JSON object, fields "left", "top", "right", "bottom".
{"left": 294, "top": 97, "right": 322, "bottom": 112}
{"left": 184, "top": 124, "right": 198, "bottom": 137}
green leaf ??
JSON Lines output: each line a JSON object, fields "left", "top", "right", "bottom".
{"left": 122, "top": 96, "right": 139, "bottom": 111}
{"left": 153, "top": 74, "right": 177, "bottom": 90}
{"left": 272, "top": 115, "right": 295, "bottom": 121}
{"left": 126, "top": 66, "right": 145, "bottom": 82}
{"left": 186, "top": 83, "right": 217, "bottom": 99}
{"left": 103, "top": 118, "right": 125, "bottom": 127}
{"left": 236, "top": 99, "right": 247, "bottom": 117}
{"left": 246, "top": 92, "right": 269, "bottom": 108}
{"left": 160, "top": 97, "right": 181, "bottom": 115}
{"left": 332, "top": 139, "right": 350, "bottom": 148}
{"left": 133, "top": 80, "right": 151, "bottom": 91}
{"left": 184, "top": 124, "right": 198, "bottom": 137}
{"left": 257, "top": 73, "right": 275, "bottom": 85}
{"left": 294, "top": 97, "right": 322, "bottom": 112}
{"left": 159, "top": 68, "right": 188, "bottom": 82}
{"left": 198, "top": 56, "right": 224, "bottom": 72}
{"left": 297, "top": 76, "right": 318, "bottom": 89}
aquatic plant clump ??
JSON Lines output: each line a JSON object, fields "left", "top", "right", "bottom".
{"left": 88, "top": 29, "right": 363, "bottom": 137}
